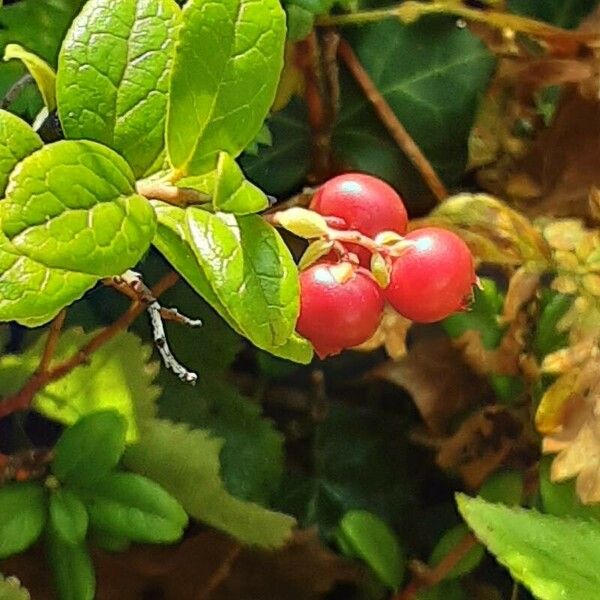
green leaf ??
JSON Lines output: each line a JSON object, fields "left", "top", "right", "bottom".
{"left": 337, "top": 510, "right": 405, "bottom": 590}
{"left": 0, "top": 110, "right": 42, "bottom": 195}
{"left": 57, "top": 0, "right": 180, "bottom": 177}
{"left": 0, "top": 574, "right": 30, "bottom": 600}
{"left": 167, "top": 0, "right": 286, "bottom": 174}
{"left": 0, "top": 329, "right": 160, "bottom": 442}
{"left": 508, "top": 0, "right": 598, "bottom": 28}
{"left": 0, "top": 140, "right": 156, "bottom": 277}
{"left": 51, "top": 410, "right": 128, "bottom": 487}
{"left": 47, "top": 528, "right": 95, "bottom": 600}
{"left": 458, "top": 493, "right": 600, "bottom": 600}
{"left": 274, "top": 207, "right": 329, "bottom": 239}
{"left": 80, "top": 472, "right": 187, "bottom": 544}
{"left": 478, "top": 471, "right": 524, "bottom": 506}
{"left": 429, "top": 524, "right": 484, "bottom": 580}
{"left": 124, "top": 418, "right": 296, "bottom": 547}
{"left": 0, "top": 482, "right": 47, "bottom": 559}
{"left": 49, "top": 488, "right": 89, "bottom": 545}
{"left": 89, "top": 529, "right": 130, "bottom": 553}
{"left": 213, "top": 152, "right": 269, "bottom": 214}
{"left": 3, "top": 44, "right": 56, "bottom": 110}
{"left": 334, "top": 18, "right": 496, "bottom": 193}
{"left": 533, "top": 290, "right": 572, "bottom": 359}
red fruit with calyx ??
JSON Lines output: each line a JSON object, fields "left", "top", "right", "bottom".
{"left": 296, "top": 262, "right": 385, "bottom": 358}
{"left": 310, "top": 173, "right": 408, "bottom": 265}
{"left": 385, "top": 227, "right": 476, "bottom": 323}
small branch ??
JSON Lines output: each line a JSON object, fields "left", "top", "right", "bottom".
{"left": 135, "top": 179, "right": 210, "bottom": 206}
{"left": 394, "top": 533, "right": 478, "bottom": 600}
{"left": 38, "top": 310, "right": 66, "bottom": 373}
{"left": 0, "top": 272, "right": 180, "bottom": 420}
{"left": 1, "top": 73, "right": 33, "bottom": 109}
{"left": 199, "top": 542, "right": 242, "bottom": 600}
{"left": 337, "top": 39, "right": 448, "bottom": 203}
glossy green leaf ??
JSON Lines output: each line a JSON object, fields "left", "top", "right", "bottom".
{"left": 429, "top": 524, "right": 484, "bottom": 580}
{"left": 47, "top": 528, "right": 95, "bottom": 600}
{"left": 124, "top": 418, "right": 296, "bottom": 547}
{"left": 0, "top": 483, "right": 47, "bottom": 559}
{"left": 0, "top": 110, "right": 42, "bottom": 195}
{"left": 3, "top": 44, "right": 56, "bottom": 109}
{"left": 57, "top": 0, "right": 180, "bottom": 176}
{"left": 52, "top": 411, "right": 128, "bottom": 487}
{"left": 458, "top": 493, "right": 600, "bottom": 600}
{"left": 81, "top": 472, "right": 187, "bottom": 543}
{"left": 0, "top": 574, "right": 31, "bottom": 600}
{"left": 213, "top": 152, "right": 269, "bottom": 214}
{"left": 49, "top": 488, "right": 89, "bottom": 545}
{"left": 167, "top": 0, "right": 286, "bottom": 174}
{"left": 508, "top": 0, "right": 598, "bottom": 28}
{"left": 334, "top": 18, "right": 495, "bottom": 194}
{"left": 337, "top": 510, "right": 405, "bottom": 590}
{"left": 0, "top": 140, "right": 156, "bottom": 277}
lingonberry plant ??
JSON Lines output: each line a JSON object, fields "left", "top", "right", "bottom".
{"left": 2, "top": 0, "right": 600, "bottom": 598}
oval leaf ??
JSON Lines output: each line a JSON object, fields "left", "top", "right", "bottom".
{"left": 81, "top": 472, "right": 188, "bottom": 543}
{"left": 274, "top": 207, "right": 329, "bottom": 239}
{"left": 49, "top": 489, "right": 89, "bottom": 545}
{"left": 57, "top": 0, "right": 180, "bottom": 177}
{"left": 52, "top": 410, "right": 128, "bottom": 487}
{"left": 0, "top": 482, "right": 46, "bottom": 559}
{"left": 429, "top": 524, "right": 484, "bottom": 580}
{"left": 0, "top": 140, "right": 156, "bottom": 277}
{"left": 167, "top": 0, "right": 285, "bottom": 174}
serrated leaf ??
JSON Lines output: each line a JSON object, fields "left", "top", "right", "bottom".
{"left": 0, "top": 574, "right": 30, "bottom": 600}
{"left": 0, "top": 110, "right": 42, "bottom": 195}
{"left": 4, "top": 44, "right": 56, "bottom": 110}
{"left": 213, "top": 152, "right": 269, "bottom": 214}
{"left": 422, "top": 193, "right": 551, "bottom": 267}
{"left": 47, "top": 528, "right": 95, "bottom": 600}
{"left": 57, "top": 0, "right": 180, "bottom": 177}
{"left": 274, "top": 207, "right": 329, "bottom": 238}
{"left": 458, "top": 493, "right": 600, "bottom": 600}
{"left": 0, "top": 140, "right": 156, "bottom": 277}
{"left": 167, "top": 0, "right": 285, "bottom": 174}
{"left": 51, "top": 410, "right": 128, "bottom": 487}
{"left": 334, "top": 18, "right": 495, "bottom": 195}
{"left": 49, "top": 488, "right": 89, "bottom": 545}
{"left": 0, "top": 483, "right": 47, "bottom": 559}
{"left": 0, "top": 329, "right": 160, "bottom": 442}
{"left": 337, "top": 510, "right": 405, "bottom": 590}
{"left": 124, "top": 418, "right": 296, "bottom": 547}
{"left": 80, "top": 472, "right": 187, "bottom": 543}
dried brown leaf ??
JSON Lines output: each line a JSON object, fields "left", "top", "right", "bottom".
{"left": 353, "top": 305, "right": 412, "bottom": 360}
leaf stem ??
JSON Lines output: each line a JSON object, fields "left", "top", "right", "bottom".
{"left": 135, "top": 179, "right": 209, "bottom": 206}
{"left": 337, "top": 38, "right": 448, "bottom": 203}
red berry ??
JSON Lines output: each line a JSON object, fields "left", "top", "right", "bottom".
{"left": 311, "top": 173, "right": 408, "bottom": 265}
{"left": 296, "top": 262, "right": 385, "bottom": 358}
{"left": 385, "top": 228, "right": 476, "bottom": 323}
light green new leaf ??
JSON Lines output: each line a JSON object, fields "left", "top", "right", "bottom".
{"left": 0, "top": 140, "right": 156, "bottom": 277}
{"left": 213, "top": 152, "right": 269, "bottom": 214}
{"left": 0, "top": 483, "right": 47, "bottom": 559}
{"left": 167, "top": 0, "right": 285, "bottom": 174}
{"left": 458, "top": 494, "right": 600, "bottom": 600}
{"left": 0, "top": 329, "right": 160, "bottom": 442}
{"left": 0, "top": 110, "right": 42, "bottom": 195}
{"left": 0, "top": 574, "right": 30, "bottom": 600}
{"left": 81, "top": 472, "right": 187, "bottom": 544}
{"left": 49, "top": 489, "right": 89, "bottom": 545}
{"left": 57, "top": 0, "right": 180, "bottom": 177}
{"left": 4, "top": 44, "right": 56, "bottom": 110}
{"left": 124, "top": 418, "right": 296, "bottom": 547}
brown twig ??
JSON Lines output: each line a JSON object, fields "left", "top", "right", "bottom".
{"left": 198, "top": 542, "right": 242, "bottom": 600}
{"left": 0, "top": 271, "right": 180, "bottom": 420}
{"left": 38, "top": 310, "right": 66, "bottom": 374}
{"left": 135, "top": 179, "right": 209, "bottom": 206}
{"left": 394, "top": 533, "right": 478, "bottom": 600}
{"left": 337, "top": 38, "right": 448, "bottom": 203}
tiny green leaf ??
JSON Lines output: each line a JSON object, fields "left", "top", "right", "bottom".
{"left": 337, "top": 510, "right": 405, "bottom": 590}
{"left": 0, "top": 482, "right": 47, "bottom": 559}
{"left": 0, "top": 110, "right": 42, "bottom": 195}
{"left": 458, "top": 493, "right": 600, "bottom": 600}
{"left": 0, "top": 140, "right": 156, "bottom": 277}
{"left": 81, "top": 472, "right": 188, "bottom": 544}
{"left": 429, "top": 524, "right": 484, "bottom": 580}
{"left": 298, "top": 239, "right": 334, "bottom": 270}
{"left": 274, "top": 207, "right": 329, "bottom": 239}
{"left": 167, "top": 0, "right": 286, "bottom": 174}
{"left": 213, "top": 152, "right": 269, "bottom": 214}
{"left": 0, "top": 574, "right": 30, "bottom": 600}
{"left": 52, "top": 410, "right": 128, "bottom": 487}
{"left": 370, "top": 252, "right": 390, "bottom": 289}
{"left": 47, "top": 528, "right": 95, "bottom": 600}
{"left": 49, "top": 488, "right": 89, "bottom": 545}
{"left": 3, "top": 44, "right": 56, "bottom": 110}
{"left": 57, "top": 0, "right": 180, "bottom": 177}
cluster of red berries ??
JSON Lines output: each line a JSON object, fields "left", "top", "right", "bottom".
{"left": 295, "top": 173, "right": 476, "bottom": 359}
